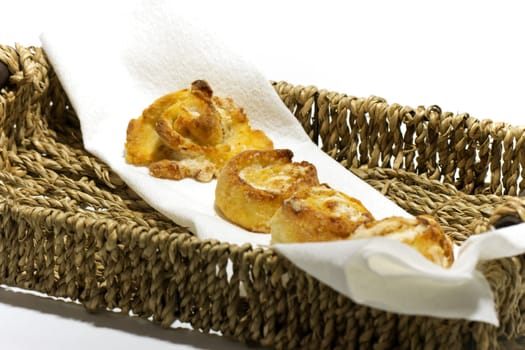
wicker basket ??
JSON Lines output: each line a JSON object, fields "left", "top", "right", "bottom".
{"left": 1, "top": 44, "right": 525, "bottom": 349}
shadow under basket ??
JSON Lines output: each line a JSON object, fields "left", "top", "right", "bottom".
{"left": 1, "top": 44, "right": 525, "bottom": 350}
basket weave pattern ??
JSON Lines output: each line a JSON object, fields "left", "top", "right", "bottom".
{"left": 1, "top": 44, "right": 525, "bottom": 349}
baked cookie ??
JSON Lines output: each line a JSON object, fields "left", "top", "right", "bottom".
{"left": 270, "top": 183, "right": 374, "bottom": 243}
{"left": 215, "top": 149, "right": 319, "bottom": 232}
{"left": 125, "top": 80, "right": 273, "bottom": 181}
{"left": 350, "top": 215, "right": 455, "bottom": 268}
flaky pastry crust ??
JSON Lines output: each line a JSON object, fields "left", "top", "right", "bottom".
{"left": 125, "top": 80, "right": 273, "bottom": 182}
{"left": 215, "top": 149, "right": 319, "bottom": 233}
{"left": 270, "top": 184, "right": 374, "bottom": 243}
{"left": 350, "top": 215, "right": 455, "bottom": 268}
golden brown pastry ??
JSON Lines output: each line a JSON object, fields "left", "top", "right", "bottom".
{"left": 270, "top": 183, "right": 374, "bottom": 243}
{"left": 350, "top": 215, "right": 455, "bottom": 268}
{"left": 215, "top": 149, "right": 319, "bottom": 233}
{"left": 125, "top": 80, "right": 273, "bottom": 182}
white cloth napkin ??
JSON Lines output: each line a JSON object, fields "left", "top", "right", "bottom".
{"left": 40, "top": 0, "right": 525, "bottom": 326}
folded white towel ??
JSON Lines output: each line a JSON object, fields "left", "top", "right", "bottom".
{"left": 41, "top": 0, "right": 525, "bottom": 325}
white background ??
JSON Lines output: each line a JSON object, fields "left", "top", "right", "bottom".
{"left": 1, "top": 0, "right": 524, "bottom": 349}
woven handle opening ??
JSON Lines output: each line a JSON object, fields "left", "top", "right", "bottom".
{"left": 493, "top": 189, "right": 525, "bottom": 228}
{"left": 0, "top": 61, "right": 8, "bottom": 89}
